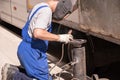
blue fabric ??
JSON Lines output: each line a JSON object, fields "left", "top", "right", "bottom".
{"left": 17, "top": 5, "right": 52, "bottom": 80}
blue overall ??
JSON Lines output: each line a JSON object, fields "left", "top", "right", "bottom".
{"left": 17, "top": 5, "right": 52, "bottom": 80}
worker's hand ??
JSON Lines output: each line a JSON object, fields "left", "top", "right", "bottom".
{"left": 58, "top": 30, "right": 73, "bottom": 44}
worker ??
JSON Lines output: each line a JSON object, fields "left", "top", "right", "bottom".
{"left": 1, "top": 0, "right": 73, "bottom": 80}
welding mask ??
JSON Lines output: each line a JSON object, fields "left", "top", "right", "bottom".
{"left": 52, "top": 0, "right": 78, "bottom": 21}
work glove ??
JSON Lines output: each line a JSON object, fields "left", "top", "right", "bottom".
{"left": 58, "top": 30, "right": 73, "bottom": 44}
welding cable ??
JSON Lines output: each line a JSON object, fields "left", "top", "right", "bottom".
{"left": 48, "top": 24, "right": 65, "bottom": 80}
{"left": 67, "top": 43, "right": 71, "bottom": 61}
{"left": 67, "top": 43, "right": 74, "bottom": 62}
{"left": 49, "top": 43, "right": 65, "bottom": 80}
{"left": 49, "top": 43, "right": 65, "bottom": 72}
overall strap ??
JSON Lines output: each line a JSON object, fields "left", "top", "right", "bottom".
{"left": 22, "top": 5, "right": 48, "bottom": 43}
{"left": 29, "top": 5, "right": 48, "bottom": 22}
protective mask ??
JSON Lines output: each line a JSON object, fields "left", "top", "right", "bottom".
{"left": 52, "top": 0, "right": 78, "bottom": 21}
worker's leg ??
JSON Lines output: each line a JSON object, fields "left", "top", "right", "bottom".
{"left": 1, "top": 63, "right": 33, "bottom": 80}
{"left": 13, "top": 71, "right": 33, "bottom": 80}
{"left": 17, "top": 41, "right": 52, "bottom": 80}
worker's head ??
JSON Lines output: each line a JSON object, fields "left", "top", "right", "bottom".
{"left": 47, "top": 0, "right": 78, "bottom": 21}
{"left": 52, "top": 0, "right": 78, "bottom": 21}
{"left": 47, "top": 0, "right": 59, "bottom": 12}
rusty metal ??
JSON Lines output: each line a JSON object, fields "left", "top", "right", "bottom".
{"left": 79, "top": 0, "right": 120, "bottom": 44}
{"left": 69, "top": 39, "right": 87, "bottom": 80}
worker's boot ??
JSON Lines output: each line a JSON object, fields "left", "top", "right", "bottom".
{"left": 1, "top": 63, "right": 19, "bottom": 80}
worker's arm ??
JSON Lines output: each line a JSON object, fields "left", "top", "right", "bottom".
{"left": 33, "top": 28, "right": 59, "bottom": 41}
{"left": 33, "top": 28, "right": 73, "bottom": 43}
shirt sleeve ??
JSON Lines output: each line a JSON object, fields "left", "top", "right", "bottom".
{"left": 34, "top": 7, "right": 52, "bottom": 30}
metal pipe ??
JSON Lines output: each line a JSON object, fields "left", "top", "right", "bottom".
{"left": 69, "top": 39, "right": 87, "bottom": 80}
